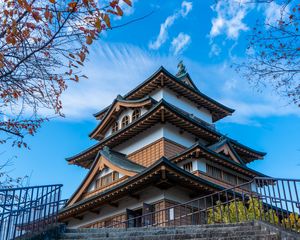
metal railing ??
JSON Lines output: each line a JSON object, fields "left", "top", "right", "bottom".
{"left": 0, "top": 184, "right": 65, "bottom": 240}
{"left": 106, "top": 177, "right": 300, "bottom": 232}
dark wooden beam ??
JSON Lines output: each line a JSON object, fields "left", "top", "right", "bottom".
{"left": 155, "top": 179, "right": 173, "bottom": 190}
{"left": 161, "top": 108, "right": 165, "bottom": 123}
{"left": 195, "top": 150, "right": 200, "bottom": 158}
{"left": 129, "top": 193, "right": 140, "bottom": 200}
{"left": 74, "top": 215, "right": 84, "bottom": 220}
{"left": 161, "top": 166, "right": 166, "bottom": 180}
{"left": 90, "top": 209, "right": 101, "bottom": 215}
{"left": 109, "top": 202, "right": 119, "bottom": 208}
{"left": 160, "top": 76, "right": 164, "bottom": 87}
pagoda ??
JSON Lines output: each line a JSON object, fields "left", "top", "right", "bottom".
{"left": 59, "top": 63, "right": 267, "bottom": 228}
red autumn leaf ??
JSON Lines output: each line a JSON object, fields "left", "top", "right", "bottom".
{"left": 123, "top": 0, "right": 132, "bottom": 7}
{"left": 86, "top": 35, "right": 93, "bottom": 45}
{"left": 68, "top": 2, "right": 77, "bottom": 9}
{"left": 116, "top": 5, "right": 123, "bottom": 16}
{"left": 103, "top": 14, "right": 111, "bottom": 28}
{"left": 110, "top": 1, "right": 118, "bottom": 8}
{"left": 32, "top": 11, "right": 42, "bottom": 22}
{"left": 78, "top": 51, "right": 86, "bottom": 62}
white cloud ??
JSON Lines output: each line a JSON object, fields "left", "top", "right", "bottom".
{"left": 264, "top": 1, "right": 289, "bottom": 26}
{"left": 47, "top": 42, "right": 178, "bottom": 120}
{"left": 209, "top": 0, "right": 251, "bottom": 40}
{"left": 209, "top": 43, "right": 221, "bottom": 57}
{"left": 170, "top": 33, "right": 191, "bottom": 55}
{"left": 149, "top": 1, "right": 192, "bottom": 50}
{"left": 187, "top": 61, "right": 300, "bottom": 125}
{"left": 37, "top": 43, "right": 299, "bottom": 126}
{"left": 181, "top": 1, "right": 193, "bottom": 17}
{"left": 115, "top": 0, "right": 138, "bottom": 19}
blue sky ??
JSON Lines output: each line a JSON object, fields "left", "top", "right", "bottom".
{"left": 2, "top": 0, "right": 300, "bottom": 199}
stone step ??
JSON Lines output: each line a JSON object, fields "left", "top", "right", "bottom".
{"left": 60, "top": 230, "right": 272, "bottom": 239}
{"left": 65, "top": 222, "right": 255, "bottom": 233}
{"left": 58, "top": 233, "right": 279, "bottom": 240}
{"left": 61, "top": 227, "right": 263, "bottom": 238}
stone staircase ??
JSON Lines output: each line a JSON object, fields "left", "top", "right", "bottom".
{"left": 57, "top": 221, "right": 300, "bottom": 240}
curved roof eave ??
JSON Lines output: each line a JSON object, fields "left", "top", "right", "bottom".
{"left": 170, "top": 143, "right": 268, "bottom": 177}
{"left": 93, "top": 66, "right": 235, "bottom": 119}
{"left": 60, "top": 157, "right": 225, "bottom": 215}
{"left": 66, "top": 99, "right": 264, "bottom": 166}
{"left": 89, "top": 96, "right": 155, "bottom": 138}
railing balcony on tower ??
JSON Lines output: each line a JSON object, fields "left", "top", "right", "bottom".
{"left": 104, "top": 177, "right": 300, "bottom": 233}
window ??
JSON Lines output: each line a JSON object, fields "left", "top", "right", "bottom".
{"left": 112, "top": 122, "right": 119, "bottom": 133}
{"left": 113, "top": 171, "right": 119, "bottom": 180}
{"left": 223, "top": 172, "right": 237, "bottom": 185}
{"left": 121, "top": 115, "right": 130, "bottom": 128}
{"left": 169, "top": 208, "right": 175, "bottom": 220}
{"left": 183, "top": 162, "right": 193, "bottom": 172}
{"left": 132, "top": 108, "right": 141, "bottom": 121}
{"left": 96, "top": 171, "right": 120, "bottom": 188}
{"left": 207, "top": 164, "right": 222, "bottom": 179}
{"left": 237, "top": 177, "right": 247, "bottom": 185}
{"left": 206, "top": 164, "right": 244, "bottom": 187}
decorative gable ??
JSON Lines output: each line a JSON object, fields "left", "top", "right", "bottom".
{"left": 66, "top": 147, "right": 145, "bottom": 206}
{"left": 208, "top": 138, "right": 244, "bottom": 165}
{"left": 90, "top": 96, "right": 154, "bottom": 139}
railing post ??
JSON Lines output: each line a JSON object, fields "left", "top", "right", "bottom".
{"left": 225, "top": 191, "right": 230, "bottom": 223}
{"left": 255, "top": 179, "right": 263, "bottom": 221}
{"left": 233, "top": 190, "right": 239, "bottom": 223}
{"left": 281, "top": 180, "right": 291, "bottom": 228}
{"left": 211, "top": 195, "right": 215, "bottom": 223}
{"left": 266, "top": 179, "right": 275, "bottom": 224}
{"left": 261, "top": 179, "right": 271, "bottom": 223}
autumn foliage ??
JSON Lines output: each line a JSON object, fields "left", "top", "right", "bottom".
{"left": 0, "top": 0, "right": 131, "bottom": 147}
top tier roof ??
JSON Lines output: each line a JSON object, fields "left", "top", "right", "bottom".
{"left": 93, "top": 66, "right": 235, "bottom": 122}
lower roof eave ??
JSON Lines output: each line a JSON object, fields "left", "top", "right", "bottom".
{"left": 170, "top": 143, "right": 268, "bottom": 178}
{"left": 59, "top": 157, "right": 225, "bottom": 220}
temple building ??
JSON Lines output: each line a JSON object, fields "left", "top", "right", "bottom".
{"left": 59, "top": 63, "right": 267, "bottom": 228}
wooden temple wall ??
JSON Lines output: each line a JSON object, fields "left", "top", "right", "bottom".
{"left": 127, "top": 138, "right": 186, "bottom": 167}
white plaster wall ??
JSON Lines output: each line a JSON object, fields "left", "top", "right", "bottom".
{"left": 150, "top": 88, "right": 163, "bottom": 101}
{"left": 113, "top": 124, "right": 164, "bottom": 155}
{"left": 177, "top": 158, "right": 207, "bottom": 173}
{"left": 163, "top": 123, "right": 207, "bottom": 147}
{"left": 196, "top": 159, "right": 207, "bottom": 172}
{"left": 149, "top": 88, "right": 212, "bottom": 123}
{"left": 113, "top": 123, "right": 205, "bottom": 155}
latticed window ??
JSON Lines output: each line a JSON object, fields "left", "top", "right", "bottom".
{"left": 207, "top": 164, "right": 222, "bottom": 179}
{"left": 112, "top": 122, "right": 119, "bottom": 133}
{"left": 223, "top": 172, "right": 237, "bottom": 185}
{"left": 96, "top": 171, "right": 120, "bottom": 188}
{"left": 121, "top": 115, "right": 130, "bottom": 128}
{"left": 183, "top": 162, "right": 193, "bottom": 172}
{"left": 132, "top": 108, "right": 141, "bottom": 121}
